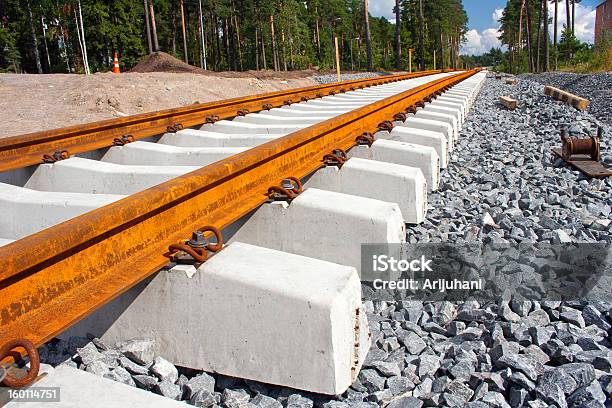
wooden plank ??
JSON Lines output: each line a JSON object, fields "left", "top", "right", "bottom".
{"left": 544, "top": 85, "right": 590, "bottom": 111}
{"left": 500, "top": 96, "right": 518, "bottom": 110}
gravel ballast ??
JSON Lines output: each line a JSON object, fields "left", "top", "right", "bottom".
{"left": 312, "top": 72, "right": 394, "bottom": 84}
{"left": 38, "top": 73, "right": 611, "bottom": 407}
{"left": 519, "top": 71, "right": 612, "bottom": 126}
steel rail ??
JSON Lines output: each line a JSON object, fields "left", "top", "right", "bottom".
{"left": 0, "top": 70, "right": 442, "bottom": 173}
{"left": 0, "top": 69, "right": 477, "bottom": 351}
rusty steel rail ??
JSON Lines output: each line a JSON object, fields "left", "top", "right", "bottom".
{"left": 0, "top": 70, "right": 442, "bottom": 173}
{"left": 0, "top": 69, "right": 477, "bottom": 355}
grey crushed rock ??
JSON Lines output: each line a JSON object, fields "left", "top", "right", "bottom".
{"left": 150, "top": 356, "right": 178, "bottom": 384}
{"left": 103, "top": 366, "right": 136, "bottom": 387}
{"left": 115, "top": 338, "right": 155, "bottom": 366}
{"left": 154, "top": 380, "right": 181, "bottom": 400}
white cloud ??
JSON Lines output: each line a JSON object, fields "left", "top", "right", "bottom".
{"left": 482, "top": 27, "right": 503, "bottom": 50}
{"left": 461, "top": 9, "right": 505, "bottom": 56}
{"left": 548, "top": 1, "right": 596, "bottom": 44}
{"left": 369, "top": 0, "right": 395, "bottom": 22}
{"left": 461, "top": 28, "right": 504, "bottom": 55}
{"left": 461, "top": 29, "right": 485, "bottom": 55}
{"left": 492, "top": 8, "right": 504, "bottom": 23}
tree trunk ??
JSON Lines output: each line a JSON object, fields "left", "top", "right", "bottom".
{"left": 149, "top": 1, "right": 159, "bottom": 51}
{"left": 440, "top": 33, "right": 445, "bottom": 69}
{"left": 364, "top": 0, "right": 372, "bottom": 71}
{"left": 314, "top": 6, "right": 321, "bottom": 61}
{"left": 526, "top": 0, "right": 534, "bottom": 72}
{"left": 231, "top": 1, "right": 242, "bottom": 71}
{"left": 572, "top": 0, "right": 576, "bottom": 35}
{"left": 255, "top": 26, "right": 259, "bottom": 70}
{"left": 223, "top": 19, "right": 231, "bottom": 70}
{"left": 180, "top": 0, "right": 188, "bottom": 63}
{"left": 394, "top": 0, "right": 401, "bottom": 70}
{"left": 281, "top": 29, "right": 287, "bottom": 71}
{"left": 536, "top": 1, "right": 542, "bottom": 72}
{"left": 518, "top": 0, "right": 524, "bottom": 70}
{"left": 554, "top": 0, "right": 558, "bottom": 69}
{"left": 290, "top": 14, "right": 296, "bottom": 69}
{"left": 73, "top": 8, "right": 83, "bottom": 72}
{"left": 508, "top": 43, "right": 513, "bottom": 74}
{"left": 261, "top": 20, "right": 267, "bottom": 70}
{"left": 544, "top": 0, "right": 549, "bottom": 71}
{"left": 77, "top": 0, "right": 89, "bottom": 74}
{"left": 418, "top": 0, "right": 424, "bottom": 70}
{"left": 565, "top": 0, "right": 570, "bottom": 35}
{"left": 223, "top": 18, "right": 234, "bottom": 70}
{"left": 565, "top": 0, "right": 571, "bottom": 59}
{"left": 27, "top": 1, "right": 42, "bottom": 73}
{"left": 270, "top": 14, "right": 279, "bottom": 71}
{"left": 211, "top": 11, "right": 220, "bottom": 70}
{"left": 385, "top": 42, "right": 388, "bottom": 67}
{"left": 199, "top": 0, "right": 207, "bottom": 69}
{"left": 197, "top": 0, "right": 204, "bottom": 68}
{"left": 172, "top": 5, "right": 177, "bottom": 55}
{"left": 41, "top": 16, "right": 51, "bottom": 71}
{"left": 143, "top": 0, "right": 153, "bottom": 54}
{"left": 59, "top": 25, "right": 71, "bottom": 72}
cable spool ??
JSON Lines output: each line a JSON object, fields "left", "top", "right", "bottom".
{"left": 560, "top": 126, "right": 601, "bottom": 162}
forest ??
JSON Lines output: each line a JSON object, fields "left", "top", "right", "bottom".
{"left": 463, "top": 0, "right": 610, "bottom": 73}
{"left": 0, "top": 0, "right": 469, "bottom": 74}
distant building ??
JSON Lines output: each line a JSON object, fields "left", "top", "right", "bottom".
{"left": 595, "top": 0, "right": 612, "bottom": 47}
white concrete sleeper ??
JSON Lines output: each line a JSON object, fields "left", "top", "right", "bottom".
{"left": 305, "top": 157, "right": 427, "bottom": 224}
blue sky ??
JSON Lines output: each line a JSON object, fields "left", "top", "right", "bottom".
{"left": 369, "top": 0, "right": 601, "bottom": 55}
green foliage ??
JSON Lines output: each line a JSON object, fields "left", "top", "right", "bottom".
{"left": 402, "top": 0, "right": 468, "bottom": 69}
{"left": 461, "top": 47, "right": 504, "bottom": 69}
{"left": 0, "top": 24, "right": 21, "bottom": 72}
{"left": 493, "top": 0, "right": 605, "bottom": 74}
{"left": 0, "top": 0, "right": 470, "bottom": 73}
{"left": 559, "top": 45, "right": 612, "bottom": 73}
{"left": 558, "top": 25, "right": 582, "bottom": 59}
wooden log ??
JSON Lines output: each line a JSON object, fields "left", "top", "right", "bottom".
{"left": 544, "top": 85, "right": 590, "bottom": 111}
{"left": 500, "top": 96, "right": 518, "bottom": 110}
{"left": 506, "top": 78, "right": 517, "bottom": 85}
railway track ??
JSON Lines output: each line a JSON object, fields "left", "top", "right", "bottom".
{"left": 0, "top": 69, "right": 486, "bottom": 398}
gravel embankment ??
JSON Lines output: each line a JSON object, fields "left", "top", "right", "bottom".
{"left": 408, "top": 74, "right": 611, "bottom": 246}
{"left": 312, "top": 72, "right": 391, "bottom": 84}
{"left": 519, "top": 72, "right": 612, "bottom": 126}
{"left": 39, "top": 74, "right": 611, "bottom": 407}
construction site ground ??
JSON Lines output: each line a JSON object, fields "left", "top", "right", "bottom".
{"left": 0, "top": 71, "right": 317, "bottom": 139}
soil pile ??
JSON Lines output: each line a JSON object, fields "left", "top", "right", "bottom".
{"left": 131, "top": 52, "right": 335, "bottom": 79}
{"left": 131, "top": 52, "right": 206, "bottom": 74}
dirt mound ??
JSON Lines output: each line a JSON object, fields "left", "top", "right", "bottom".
{"left": 131, "top": 51, "right": 206, "bottom": 74}
{"left": 131, "top": 51, "right": 334, "bottom": 79}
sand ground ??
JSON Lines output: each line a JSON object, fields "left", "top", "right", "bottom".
{"left": 0, "top": 71, "right": 317, "bottom": 138}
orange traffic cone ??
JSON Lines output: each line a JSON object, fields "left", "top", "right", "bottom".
{"left": 112, "top": 52, "right": 120, "bottom": 74}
